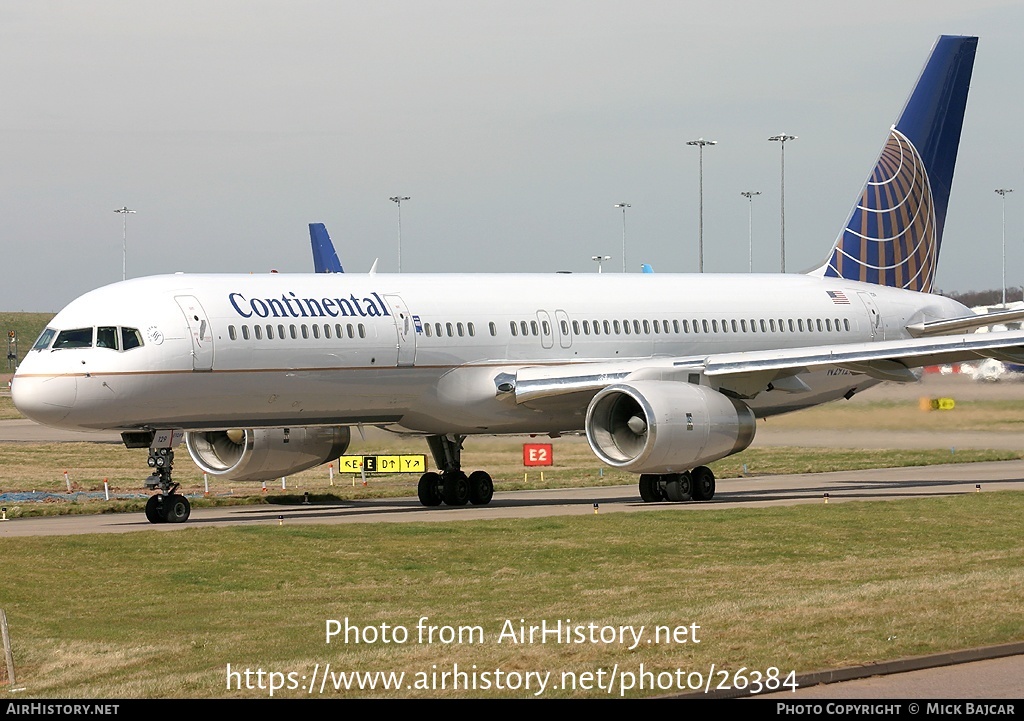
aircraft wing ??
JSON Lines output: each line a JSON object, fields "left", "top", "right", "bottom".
{"left": 906, "top": 307, "right": 1024, "bottom": 337}
{"left": 703, "top": 330, "right": 1024, "bottom": 381}
{"left": 507, "top": 329, "right": 1024, "bottom": 404}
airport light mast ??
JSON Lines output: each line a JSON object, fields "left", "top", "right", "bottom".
{"left": 995, "top": 188, "right": 1014, "bottom": 306}
{"left": 687, "top": 139, "right": 716, "bottom": 272}
{"left": 768, "top": 134, "right": 797, "bottom": 272}
{"left": 389, "top": 196, "right": 410, "bottom": 273}
{"left": 614, "top": 203, "right": 630, "bottom": 272}
{"left": 740, "top": 191, "right": 761, "bottom": 272}
{"left": 592, "top": 255, "right": 611, "bottom": 273}
{"left": 113, "top": 206, "right": 136, "bottom": 281}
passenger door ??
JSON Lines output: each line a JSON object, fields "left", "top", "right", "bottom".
{"left": 175, "top": 296, "right": 214, "bottom": 371}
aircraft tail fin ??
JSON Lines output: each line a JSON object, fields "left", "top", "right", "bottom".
{"left": 816, "top": 35, "right": 977, "bottom": 293}
{"left": 309, "top": 223, "right": 345, "bottom": 273}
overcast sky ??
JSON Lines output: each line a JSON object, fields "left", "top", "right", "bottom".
{"left": 1, "top": 1, "right": 1022, "bottom": 311}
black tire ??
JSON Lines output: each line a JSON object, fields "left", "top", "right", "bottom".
{"left": 144, "top": 494, "right": 165, "bottom": 524}
{"left": 638, "top": 474, "right": 659, "bottom": 502}
{"left": 164, "top": 494, "right": 191, "bottom": 523}
{"left": 417, "top": 472, "right": 444, "bottom": 507}
{"left": 441, "top": 471, "right": 470, "bottom": 506}
{"left": 692, "top": 466, "right": 716, "bottom": 501}
{"left": 665, "top": 472, "right": 693, "bottom": 502}
{"left": 468, "top": 470, "right": 494, "bottom": 505}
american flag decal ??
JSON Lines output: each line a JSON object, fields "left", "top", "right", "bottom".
{"left": 827, "top": 290, "right": 850, "bottom": 305}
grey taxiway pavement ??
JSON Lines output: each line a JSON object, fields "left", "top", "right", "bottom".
{"left": 2, "top": 457, "right": 1022, "bottom": 537}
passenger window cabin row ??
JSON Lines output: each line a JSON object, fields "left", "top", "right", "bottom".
{"left": 225, "top": 315, "right": 855, "bottom": 344}
{"left": 227, "top": 322, "right": 366, "bottom": 341}
{"left": 511, "top": 316, "right": 853, "bottom": 337}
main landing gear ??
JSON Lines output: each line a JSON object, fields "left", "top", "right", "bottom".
{"left": 638, "top": 466, "right": 716, "bottom": 503}
{"left": 416, "top": 434, "right": 494, "bottom": 507}
{"left": 143, "top": 447, "right": 192, "bottom": 524}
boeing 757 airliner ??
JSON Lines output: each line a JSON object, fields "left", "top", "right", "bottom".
{"left": 13, "top": 35, "right": 1024, "bottom": 524}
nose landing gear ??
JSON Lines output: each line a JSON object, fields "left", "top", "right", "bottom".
{"left": 142, "top": 446, "right": 191, "bottom": 524}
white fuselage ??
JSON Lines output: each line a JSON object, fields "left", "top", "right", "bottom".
{"left": 11, "top": 271, "right": 970, "bottom": 435}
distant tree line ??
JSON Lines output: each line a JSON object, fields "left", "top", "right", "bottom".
{"left": 937, "top": 287, "right": 1024, "bottom": 307}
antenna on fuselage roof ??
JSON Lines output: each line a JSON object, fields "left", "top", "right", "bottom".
{"left": 368, "top": 259, "right": 379, "bottom": 275}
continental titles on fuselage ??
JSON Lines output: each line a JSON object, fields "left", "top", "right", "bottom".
{"left": 228, "top": 291, "right": 392, "bottom": 320}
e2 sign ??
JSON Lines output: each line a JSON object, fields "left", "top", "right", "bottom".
{"left": 523, "top": 443, "right": 553, "bottom": 467}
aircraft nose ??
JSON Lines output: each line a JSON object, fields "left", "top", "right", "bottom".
{"left": 10, "top": 373, "right": 78, "bottom": 427}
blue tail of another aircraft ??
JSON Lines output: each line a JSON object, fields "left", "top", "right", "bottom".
{"left": 817, "top": 35, "right": 977, "bottom": 293}
{"left": 309, "top": 223, "right": 345, "bottom": 273}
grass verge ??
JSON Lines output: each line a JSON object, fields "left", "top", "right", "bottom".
{"left": 0, "top": 312, "right": 54, "bottom": 368}
{"left": 0, "top": 492, "right": 1020, "bottom": 698}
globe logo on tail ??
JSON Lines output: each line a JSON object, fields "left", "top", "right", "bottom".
{"left": 825, "top": 129, "right": 937, "bottom": 293}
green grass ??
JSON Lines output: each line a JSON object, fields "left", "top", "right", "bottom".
{"left": 0, "top": 312, "right": 54, "bottom": 367}
{"left": 0, "top": 395, "right": 20, "bottom": 420}
{"left": 0, "top": 493, "right": 1021, "bottom": 698}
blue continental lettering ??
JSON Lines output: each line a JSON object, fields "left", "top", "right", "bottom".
{"left": 267, "top": 297, "right": 287, "bottom": 318}
{"left": 335, "top": 297, "right": 355, "bottom": 316}
{"left": 282, "top": 294, "right": 300, "bottom": 316}
{"left": 365, "top": 298, "right": 381, "bottom": 317}
{"left": 288, "top": 292, "right": 309, "bottom": 318}
{"left": 250, "top": 298, "right": 270, "bottom": 318}
{"left": 303, "top": 298, "right": 324, "bottom": 317}
{"left": 227, "top": 291, "right": 393, "bottom": 319}
{"left": 229, "top": 293, "right": 253, "bottom": 318}
{"left": 372, "top": 293, "right": 391, "bottom": 317}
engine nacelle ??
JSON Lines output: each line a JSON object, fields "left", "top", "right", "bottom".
{"left": 185, "top": 426, "right": 351, "bottom": 482}
{"left": 585, "top": 381, "right": 755, "bottom": 473}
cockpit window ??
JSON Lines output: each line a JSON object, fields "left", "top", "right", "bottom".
{"left": 32, "top": 328, "right": 57, "bottom": 351}
{"left": 121, "top": 327, "right": 143, "bottom": 350}
{"left": 96, "top": 327, "right": 118, "bottom": 350}
{"left": 40, "top": 326, "right": 143, "bottom": 352}
{"left": 53, "top": 328, "right": 93, "bottom": 349}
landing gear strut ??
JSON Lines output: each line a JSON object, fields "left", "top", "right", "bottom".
{"left": 638, "top": 466, "right": 716, "bottom": 504}
{"left": 142, "top": 446, "right": 191, "bottom": 524}
{"left": 417, "top": 434, "right": 494, "bottom": 507}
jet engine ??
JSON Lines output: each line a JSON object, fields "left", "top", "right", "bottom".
{"left": 585, "top": 381, "right": 755, "bottom": 474}
{"left": 185, "top": 426, "right": 351, "bottom": 482}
